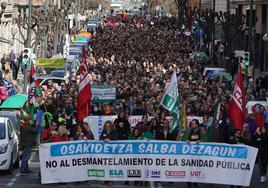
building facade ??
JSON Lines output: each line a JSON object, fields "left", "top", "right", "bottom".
{"left": 231, "top": 0, "right": 268, "bottom": 71}
{"left": 0, "top": 0, "right": 46, "bottom": 56}
{"left": 198, "top": 0, "right": 268, "bottom": 71}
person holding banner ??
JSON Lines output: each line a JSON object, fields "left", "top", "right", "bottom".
{"left": 100, "top": 120, "right": 118, "bottom": 142}
{"left": 99, "top": 120, "right": 118, "bottom": 185}
{"left": 186, "top": 119, "right": 201, "bottom": 188}
{"left": 114, "top": 111, "right": 131, "bottom": 140}
{"left": 256, "top": 125, "right": 268, "bottom": 183}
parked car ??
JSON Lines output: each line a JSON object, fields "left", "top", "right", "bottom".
{"left": 0, "top": 111, "right": 20, "bottom": 141}
{"left": 69, "top": 48, "right": 82, "bottom": 58}
{"left": 203, "top": 67, "right": 226, "bottom": 78}
{"left": 39, "top": 77, "right": 66, "bottom": 87}
{"left": 70, "top": 43, "right": 88, "bottom": 52}
{"left": 0, "top": 117, "right": 20, "bottom": 174}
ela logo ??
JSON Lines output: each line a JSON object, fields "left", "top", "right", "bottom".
{"left": 109, "top": 170, "right": 124, "bottom": 177}
{"left": 145, "top": 170, "right": 161, "bottom": 178}
{"left": 127, "top": 170, "right": 141, "bottom": 178}
{"left": 88, "top": 169, "right": 105, "bottom": 177}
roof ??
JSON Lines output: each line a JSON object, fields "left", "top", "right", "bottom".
{"left": 0, "top": 111, "right": 18, "bottom": 116}
{"left": 0, "top": 94, "right": 28, "bottom": 109}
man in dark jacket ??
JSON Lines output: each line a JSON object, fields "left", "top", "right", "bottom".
{"left": 114, "top": 111, "right": 130, "bottom": 140}
{"left": 155, "top": 119, "right": 177, "bottom": 140}
{"left": 20, "top": 122, "right": 36, "bottom": 175}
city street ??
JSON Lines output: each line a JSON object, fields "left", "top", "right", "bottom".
{"left": 0, "top": 149, "right": 267, "bottom": 188}
{"left": 0, "top": 0, "right": 268, "bottom": 188}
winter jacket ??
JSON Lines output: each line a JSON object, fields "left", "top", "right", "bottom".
{"left": 254, "top": 111, "right": 265, "bottom": 128}
{"left": 114, "top": 117, "right": 131, "bottom": 140}
{"left": 20, "top": 125, "right": 36, "bottom": 148}
{"left": 258, "top": 130, "right": 268, "bottom": 165}
{"left": 139, "top": 131, "right": 155, "bottom": 140}
{"left": 99, "top": 130, "right": 118, "bottom": 141}
{"left": 0, "top": 86, "right": 7, "bottom": 100}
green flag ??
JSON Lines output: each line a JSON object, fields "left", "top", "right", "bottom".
{"left": 160, "top": 72, "right": 179, "bottom": 130}
{"left": 207, "top": 101, "right": 221, "bottom": 142}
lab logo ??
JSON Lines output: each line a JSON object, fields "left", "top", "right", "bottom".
{"left": 88, "top": 169, "right": 105, "bottom": 177}
{"left": 127, "top": 170, "right": 141, "bottom": 178}
{"left": 145, "top": 170, "right": 161, "bottom": 178}
{"left": 109, "top": 170, "right": 124, "bottom": 177}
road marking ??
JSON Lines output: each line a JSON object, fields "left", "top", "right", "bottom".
{"left": 7, "top": 182, "right": 14, "bottom": 186}
{"left": 6, "top": 151, "right": 36, "bottom": 187}
{"left": 150, "top": 181, "right": 155, "bottom": 188}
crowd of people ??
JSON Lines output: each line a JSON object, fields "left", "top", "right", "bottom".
{"left": 1, "top": 14, "right": 268, "bottom": 185}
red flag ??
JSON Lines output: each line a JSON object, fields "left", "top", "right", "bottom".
{"left": 228, "top": 68, "right": 246, "bottom": 130}
{"left": 77, "top": 48, "right": 92, "bottom": 122}
{"left": 28, "top": 64, "right": 40, "bottom": 104}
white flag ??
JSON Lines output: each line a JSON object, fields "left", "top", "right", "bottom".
{"left": 160, "top": 72, "right": 179, "bottom": 114}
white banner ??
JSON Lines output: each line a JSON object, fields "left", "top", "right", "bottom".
{"left": 91, "top": 85, "right": 116, "bottom": 103}
{"left": 246, "top": 101, "right": 268, "bottom": 114}
{"left": 39, "top": 141, "right": 258, "bottom": 186}
{"left": 84, "top": 116, "right": 203, "bottom": 140}
{"left": 84, "top": 116, "right": 115, "bottom": 140}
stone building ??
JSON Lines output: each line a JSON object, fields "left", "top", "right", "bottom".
{"left": 0, "top": 0, "right": 45, "bottom": 56}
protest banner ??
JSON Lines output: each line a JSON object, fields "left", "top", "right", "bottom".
{"left": 91, "top": 85, "right": 116, "bottom": 103}
{"left": 84, "top": 116, "right": 115, "bottom": 139}
{"left": 85, "top": 116, "right": 203, "bottom": 140}
{"left": 246, "top": 101, "right": 268, "bottom": 114}
{"left": 40, "top": 140, "right": 257, "bottom": 186}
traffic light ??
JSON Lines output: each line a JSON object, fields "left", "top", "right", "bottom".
{"left": 240, "top": 51, "right": 252, "bottom": 76}
{"left": 243, "top": 52, "right": 250, "bottom": 66}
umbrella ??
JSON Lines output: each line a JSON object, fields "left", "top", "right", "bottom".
{"left": 74, "top": 37, "right": 91, "bottom": 43}
{"left": 211, "top": 72, "right": 232, "bottom": 82}
{"left": 0, "top": 94, "right": 28, "bottom": 109}
{"left": 78, "top": 32, "right": 92, "bottom": 38}
{"left": 191, "top": 51, "right": 209, "bottom": 62}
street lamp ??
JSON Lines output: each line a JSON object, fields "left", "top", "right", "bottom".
{"left": 11, "top": 24, "right": 17, "bottom": 46}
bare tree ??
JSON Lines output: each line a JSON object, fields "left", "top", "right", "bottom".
{"left": 0, "top": 2, "right": 7, "bottom": 23}
{"left": 15, "top": 1, "right": 71, "bottom": 55}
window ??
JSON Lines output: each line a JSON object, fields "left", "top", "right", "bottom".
{"left": 262, "top": 5, "right": 267, "bottom": 25}
{"left": 0, "top": 123, "right": 5, "bottom": 139}
{"left": 7, "top": 121, "right": 13, "bottom": 138}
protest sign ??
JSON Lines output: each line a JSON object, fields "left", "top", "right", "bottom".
{"left": 91, "top": 85, "right": 116, "bottom": 103}
{"left": 40, "top": 140, "right": 257, "bottom": 186}
{"left": 246, "top": 101, "right": 268, "bottom": 114}
{"left": 84, "top": 116, "right": 115, "bottom": 139}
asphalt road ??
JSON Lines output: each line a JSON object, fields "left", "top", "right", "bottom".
{"left": 0, "top": 150, "right": 267, "bottom": 188}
